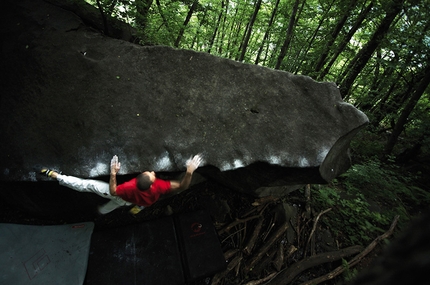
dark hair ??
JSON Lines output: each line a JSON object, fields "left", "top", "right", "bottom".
{"left": 136, "top": 173, "right": 153, "bottom": 190}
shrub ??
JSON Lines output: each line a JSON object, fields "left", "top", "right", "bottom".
{"left": 311, "top": 159, "right": 430, "bottom": 245}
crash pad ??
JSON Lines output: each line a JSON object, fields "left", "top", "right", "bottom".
{"left": 85, "top": 210, "right": 225, "bottom": 284}
{"left": 0, "top": 222, "right": 94, "bottom": 285}
{"left": 175, "top": 210, "right": 227, "bottom": 282}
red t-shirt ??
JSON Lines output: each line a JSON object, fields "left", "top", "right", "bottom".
{"left": 116, "top": 178, "right": 171, "bottom": 206}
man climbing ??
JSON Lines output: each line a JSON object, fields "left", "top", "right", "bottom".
{"left": 40, "top": 154, "right": 203, "bottom": 214}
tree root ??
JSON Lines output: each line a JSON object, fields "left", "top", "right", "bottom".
{"left": 244, "top": 220, "right": 289, "bottom": 272}
{"left": 211, "top": 185, "right": 401, "bottom": 285}
{"left": 304, "top": 207, "right": 332, "bottom": 256}
{"left": 243, "top": 216, "right": 264, "bottom": 255}
{"left": 244, "top": 272, "right": 277, "bottom": 285}
{"left": 298, "top": 215, "right": 400, "bottom": 285}
{"left": 218, "top": 215, "right": 261, "bottom": 235}
{"left": 266, "top": 245, "right": 363, "bottom": 285}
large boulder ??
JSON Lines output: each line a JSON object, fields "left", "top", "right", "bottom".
{"left": 0, "top": 0, "right": 368, "bottom": 197}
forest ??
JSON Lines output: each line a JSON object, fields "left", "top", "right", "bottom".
{"left": 85, "top": 0, "right": 429, "bottom": 283}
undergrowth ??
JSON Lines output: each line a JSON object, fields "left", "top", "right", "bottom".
{"left": 311, "top": 159, "right": 430, "bottom": 246}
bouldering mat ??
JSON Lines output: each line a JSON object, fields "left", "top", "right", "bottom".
{"left": 175, "top": 210, "right": 227, "bottom": 283}
{"left": 85, "top": 216, "right": 185, "bottom": 285}
{"left": 85, "top": 210, "right": 226, "bottom": 285}
{"left": 0, "top": 222, "right": 94, "bottom": 285}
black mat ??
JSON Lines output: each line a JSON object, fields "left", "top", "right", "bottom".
{"left": 85, "top": 211, "right": 225, "bottom": 284}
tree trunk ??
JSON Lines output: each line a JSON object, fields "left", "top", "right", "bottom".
{"left": 364, "top": 17, "right": 430, "bottom": 121}
{"left": 208, "top": 0, "right": 225, "bottom": 54}
{"left": 174, "top": 0, "right": 199, "bottom": 47}
{"left": 274, "top": 0, "right": 301, "bottom": 70}
{"left": 155, "top": 0, "right": 173, "bottom": 38}
{"left": 238, "top": 0, "right": 262, "bottom": 62}
{"left": 370, "top": 49, "right": 417, "bottom": 128}
{"left": 318, "top": 1, "right": 373, "bottom": 81}
{"left": 296, "top": 0, "right": 336, "bottom": 74}
{"left": 359, "top": 52, "right": 400, "bottom": 113}
{"left": 135, "top": 0, "right": 154, "bottom": 43}
{"left": 190, "top": 8, "right": 207, "bottom": 50}
{"left": 314, "top": 0, "right": 358, "bottom": 74}
{"left": 217, "top": 0, "right": 230, "bottom": 55}
{"left": 95, "top": 0, "right": 109, "bottom": 36}
{"left": 225, "top": 3, "right": 242, "bottom": 58}
{"left": 266, "top": 245, "right": 363, "bottom": 285}
{"left": 255, "top": 0, "right": 280, "bottom": 65}
{"left": 383, "top": 65, "right": 430, "bottom": 157}
{"left": 339, "top": 0, "right": 404, "bottom": 98}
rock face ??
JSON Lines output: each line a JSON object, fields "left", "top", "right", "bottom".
{"left": 1, "top": 0, "right": 368, "bottom": 197}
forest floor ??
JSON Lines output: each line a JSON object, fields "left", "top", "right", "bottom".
{"left": 0, "top": 175, "right": 398, "bottom": 285}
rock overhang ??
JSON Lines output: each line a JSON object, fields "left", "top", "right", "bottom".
{"left": 1, "top": 0, "right": 369, "bottom": 194}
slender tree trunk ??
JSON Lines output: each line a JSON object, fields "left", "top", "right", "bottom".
{"left": 378, "top": 75, "right": 421, "bottom": 129}
{"left": 356, "top": 49, "right": 382, "bottom": 111}
{"left": 234, "top": 1, "right": 252, "bottom": 60}
{"left": 318, "top": 1, "right": 373, "bottom": 81}
{"left": 135, "top": 0, "right": 153, "bottom": 43}
{"left": 339, "top": 0, "right": 404, "bottom": 98}
{"left": 190, "top": 8, "right": 207, "bottom": 50}
{"left": 208, "top": 0, "right": 225, "bottom": 54}
{"left": 367, "top": 18, "right": 430, "bottom": 118}
{"left": 216, "top": 0, "right": 230, "bottom": 55}
{"left": 225, "top": 3, "right": 242, "bottom": 58}
{"left": 363, "top": 52, "right": 401, "bottom": 115}
{"left": 174, "top": 0, "right": 199, "bottom": 47}
{"left": 274, "top": 0, "right": 301, "bottom": 70}
{"left": 384, "top": 65, "right": 430, "bottom": 157}
{"left": 238, "top": 0, "right": 262, "bottom": 62}
{"left": 155, "top": 0, "right": 173, "bottom": 38}
{"left": 296, "top": 0, "right": 336, "bottom": 74}
{"left": 314, "top": 0, "right": 358, "bottom": 74}
{"left": 255, "top": 0, "right": 280, "bottom": 65}
{"left": 95, "top": 0, "right": 109, "bottom": 35}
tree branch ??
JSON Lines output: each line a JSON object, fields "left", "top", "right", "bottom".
{"left": 266, "top": 245, "right": 363, "bottom": 285}
{"left": 298, "top": 215, "right": 400, "bottom": 285}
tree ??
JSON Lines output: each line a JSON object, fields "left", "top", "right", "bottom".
{"left": 135, "top": 0, "right": 154, "bottom": 43}
{"left": 237, "top": 0, "right": 262, "bottom": 62}
{"left": 358, "top": 0, "right": 430, "bottom": 133}
{"left": 274, "top": 0, "right": 302, "bottom": 70}
{"left": 313, "top": 0, "right": 359, "bottom": 75}
{"left": 317, "top": 1, "right": 374, "bottom": 81}
{"left": 339, "top": 0, "right": 404, "bottom": 98}
{"left": 174, "top": 0, "right": 199, "bottom": 47}
{"left": 384, "top": 64, "right": 430, "bottom": 157}
{"left": 215, "top": 0, "right": 230, "bottom": 55}
{"left": 255, "top": 0, "right": 280, "bottom": 65}
{"left": 207, "top": 0, "right": 226, "bottom": 54}
{"left": 295, "top": 0, "right": 337, "bottom": 75}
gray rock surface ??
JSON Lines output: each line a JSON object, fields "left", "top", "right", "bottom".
{"left": 1, "top": 0, "right": 368, "bottom": 196}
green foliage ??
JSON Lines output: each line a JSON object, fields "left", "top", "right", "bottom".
{"left": 311, "top": 159, "right": 430, "bottom": 246}
{"left": 311, "top": 184, "right": 388, "bottom": 245}
{"left": 349, "top": 130, "right": 385, "bottom": 162}
{"left": 342, "top": 258, "right": 359, "bottom": 283}
{"left": 341, "top": 160, "right": 430, "bottom": 211}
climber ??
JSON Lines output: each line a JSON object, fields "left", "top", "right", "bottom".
{"left": 40, "top": 154, "right": 203, "bottom": 214}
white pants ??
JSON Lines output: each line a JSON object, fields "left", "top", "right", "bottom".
{"left": 56, "top": 174, "right": 131, "bottom": 214}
